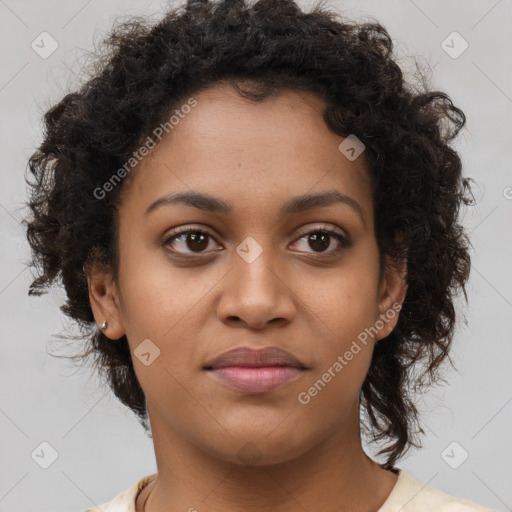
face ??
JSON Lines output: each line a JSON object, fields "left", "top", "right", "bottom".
{"left": 88, "top": 83, "right": 406, "bottom": 466}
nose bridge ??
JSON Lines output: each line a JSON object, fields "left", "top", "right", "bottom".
{"left": 237, "top": 236, "right": 277, "bottom": 289}
{"left": 217, "top": 234, "right": 295, "bottom": 328}
{"left": 234, "top": 234, "right": 281, "bottom": 299}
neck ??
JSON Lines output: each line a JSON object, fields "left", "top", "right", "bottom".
{"left": 138, "top": 403, "right": 398, "bottom": 512}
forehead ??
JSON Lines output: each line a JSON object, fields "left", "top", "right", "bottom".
{"left": 119, "top": 83, "right": 373, "bottom": 222}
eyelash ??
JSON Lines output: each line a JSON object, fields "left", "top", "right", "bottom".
{"left": 163, "top": 224, "right": 352, "bottom": 260}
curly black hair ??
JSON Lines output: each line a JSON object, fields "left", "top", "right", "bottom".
{"left": 23, "top": 0, "right": 474, "bottom": 466}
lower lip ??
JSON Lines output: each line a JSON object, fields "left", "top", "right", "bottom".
{"left": 206, "top": 366, "right": 304, "bottom": 393}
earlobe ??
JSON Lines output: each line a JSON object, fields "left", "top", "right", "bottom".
{"left": 375, "top": 257, "right": 408, "bottom": 341}
{"left": 84, "top": 264, "right": 126, "bottom": 340}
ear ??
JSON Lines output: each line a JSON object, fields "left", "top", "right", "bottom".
{"left": 374, "top": 256, "right": 408, "bottom": 341}
{"left": 84, "top": 262, "right": 126, "bottom": 340}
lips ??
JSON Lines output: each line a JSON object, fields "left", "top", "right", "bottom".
{"left": 204, "top": 346, "right": 307, "bottom": 394}
{"left": 203, "top": 346, "right": 306, "bottom": 370}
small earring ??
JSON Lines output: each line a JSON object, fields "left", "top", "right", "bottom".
{"left": 100, "top": 320, "right": 108, "bottom": 330}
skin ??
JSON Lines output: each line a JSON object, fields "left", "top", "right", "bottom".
{"left": 87, "top": 83, "right": 408, "bottom": 512}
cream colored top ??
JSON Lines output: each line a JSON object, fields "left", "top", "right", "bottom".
{"left": 83, "top": 468, "right": 494, "bottom": 512}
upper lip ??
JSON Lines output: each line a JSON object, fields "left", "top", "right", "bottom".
{"left": 204, "top": 346, "right": 306, "bottom": 370}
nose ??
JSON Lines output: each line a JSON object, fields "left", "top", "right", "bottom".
{"left": 216, "top": 243, "right": 296, "bottom": 330}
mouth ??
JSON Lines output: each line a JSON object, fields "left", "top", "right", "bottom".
{"left": 203, "top": 346, "right": 307, "bottom": 394}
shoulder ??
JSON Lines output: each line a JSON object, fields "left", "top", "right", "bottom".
{"left": 81, "top": 473, "right": 158, "bottom": 512}
{"left": 379, "top": 469, "right": 495, "bottom": 512}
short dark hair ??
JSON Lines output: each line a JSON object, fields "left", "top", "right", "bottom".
{"left": 24, "top": 0, "right": 474, "bottom": 466}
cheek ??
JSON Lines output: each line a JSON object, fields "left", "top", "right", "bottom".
{"left": 115, "top": 242, "right": 228, "bottom": 391}
{"left": 298, "top": 249, "right": 380, "bottom": 396}
{"left": 116, "top": 238, "right": 210, "bottom": 336}
{"left": 308, "top": 253, "right": 381, "bottom": 343}
{"left": 297, "top": 291, "right": 376, "bottom": 424}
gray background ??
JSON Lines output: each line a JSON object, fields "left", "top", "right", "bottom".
{"left": 0, "top": 0, "right": 511, "bottom": 511}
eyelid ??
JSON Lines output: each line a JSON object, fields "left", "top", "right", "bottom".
{"left": 294, "top": 222, "right": 348, "bottom": 239}
{"left": 165, "top": 223, "right": 213, "bottom": 237}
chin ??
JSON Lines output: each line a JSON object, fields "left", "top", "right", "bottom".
{"left": 199, "top": 430, "right": 315, "bottom": 468}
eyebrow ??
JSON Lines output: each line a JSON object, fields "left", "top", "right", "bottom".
{"left": 144, "top": 190, "right": 365, "bottom": 224}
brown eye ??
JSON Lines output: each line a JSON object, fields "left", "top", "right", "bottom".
{"left": 164, "top": 228, "right": 220, "bottom": 255}
{"left": 183, "top": 232, "right": 209, "bottom": 252}
{"left": 290, "top": 228, "right": 352, "bottom": 257}
{"left": 308, "top": 232, "right": 331, "bottom": 252}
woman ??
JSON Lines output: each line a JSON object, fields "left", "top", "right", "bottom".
{"left": 24, "top": 0, "right": 493, "bottom": 510}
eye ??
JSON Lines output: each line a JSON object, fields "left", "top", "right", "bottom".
{"left": 163, "top": 224, "right": 352, "bottom": 258}
{"left": 163, "top": 225, "right": 221, "bottom": 255}
{"left": 290, "top": 225, "right": 352, "bottom": 258}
